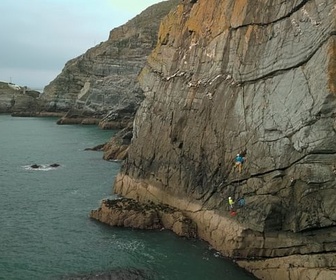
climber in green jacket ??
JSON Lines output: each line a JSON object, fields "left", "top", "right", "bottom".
{"left": 228, "top": 197, "right": 234, "bottom": 210}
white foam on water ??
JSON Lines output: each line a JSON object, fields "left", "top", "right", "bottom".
{"left": 115, "top": 240, "right": 145, "bottom": 252}
{"left": 23, "top": 164, "right": 61, "bottom": 171}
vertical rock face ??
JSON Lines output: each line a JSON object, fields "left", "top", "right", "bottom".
{"left": 114, "top": 0, "right": 336, "bottom": 278}
{"left": 40, "top": 0, "right": 179, "bottom": 126}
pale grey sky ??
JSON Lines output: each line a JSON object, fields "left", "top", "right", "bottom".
{"left": 0, "top": 0, "right": 165, "bottom": 89}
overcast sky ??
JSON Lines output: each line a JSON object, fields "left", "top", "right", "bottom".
{"left": 0, "top": 0, "right": 165, "bottom": 89}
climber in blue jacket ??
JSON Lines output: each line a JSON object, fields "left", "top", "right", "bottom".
{"left": 234, "top": 153, "right": 245, "bottom": 173}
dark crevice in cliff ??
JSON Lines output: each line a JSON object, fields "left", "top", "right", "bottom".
{"left": 299, "top": 224, "right": 336, "bottom": 234}
{"left": 230, "top": 0, "right": 310, "bottom": 30}
{"left": 197, "top": 187, "right": 218, "bottom": 206}
{"left": 237, "top": 250, "right": 336, "bottom": 262}
{"left": 258, "top": 116, "right": 321, "bottom": 144}
{"left": 220, "top": 151, "right": 319, "bottom": 188}
{"left": 238, "top": 33, "right": 336, "bottom": 85}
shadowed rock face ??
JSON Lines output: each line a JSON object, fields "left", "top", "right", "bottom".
{"left": 111, "top": 0, "right": 336, "bottom": 278}
{"left": 102, "top": 124, "right": 133, "bottom": 161}
{"left": 40, "top": 0, "right": 179, "bottom": 126}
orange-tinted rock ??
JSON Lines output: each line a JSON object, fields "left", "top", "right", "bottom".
{"left": 113, "top": 0, "right": 336, "bottom": 278}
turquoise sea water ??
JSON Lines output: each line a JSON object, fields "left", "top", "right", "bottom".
{"left": 0, "top": 115, "right": 255, "bottom": 280}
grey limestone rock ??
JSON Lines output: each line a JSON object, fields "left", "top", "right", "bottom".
{"left": 40, "top": 0, "right": 180, "bottom": 126}
{"left": 112, "top": 0, "right": 336, "bottom": 278}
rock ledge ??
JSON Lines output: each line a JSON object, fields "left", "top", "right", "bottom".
{"left": 90, "top": 197, "right": 197, "bottom": 238}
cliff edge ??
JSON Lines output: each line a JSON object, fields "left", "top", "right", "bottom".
{"left": 110, "top": 0, "right": 336, "bottom": 279}
{"left": 40, "top": 0, "right": 179, "bottom": 128}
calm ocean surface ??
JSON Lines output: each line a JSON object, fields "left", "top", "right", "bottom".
{"left": 0, "top": 115, "right": 255, "bottom": 280}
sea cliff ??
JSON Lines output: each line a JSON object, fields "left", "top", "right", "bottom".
{"left": 97, "top": 0, "right": 336, "bottom": 279}
{"left": 39, "top": 0, "right": 179, "bottom": 128}
{"left": 0, "top": 1, "right": 179, "bottom": 127}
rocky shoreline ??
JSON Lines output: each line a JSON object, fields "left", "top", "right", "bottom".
{"left": 2, "top": 0, "right": 336, "bottom": 279}
{"left": 90, "top": 197, "right": 197, "bottom": 238}
{"left": 91, "top": 172, "right": 336, "bottom": 279}
{"left": 95, "top": 0, "right": 336, "bottom": 279}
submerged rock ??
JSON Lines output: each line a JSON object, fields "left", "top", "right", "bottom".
{"left": 29, "top": 163, "right": 60, "bottom": 169}
{"left": 61, "top": 267, "right": 155, "bottom": 280}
